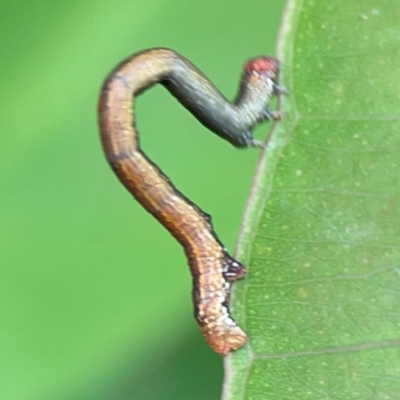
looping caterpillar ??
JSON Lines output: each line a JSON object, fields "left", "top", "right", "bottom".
{"left": 98, "top": 48, "right": 282, "bottom": 355}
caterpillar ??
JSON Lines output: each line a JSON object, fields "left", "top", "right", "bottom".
{"left": 98, "top": 48, "right": 282, "bottom": 355}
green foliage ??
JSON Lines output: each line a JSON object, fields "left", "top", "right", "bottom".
{"left": 225, "top": 0, "right": 400, "bottom": 398}
{"left": 0, "top": 0, "right": 287, "bottom": 399}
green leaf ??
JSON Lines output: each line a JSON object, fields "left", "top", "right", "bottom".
{"left": 224, "top": 0, "right": 400, "bottom": 398}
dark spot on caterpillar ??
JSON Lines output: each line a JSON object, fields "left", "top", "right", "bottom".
{"left": 223, "top": 255, "right": 246, "bottom": 282}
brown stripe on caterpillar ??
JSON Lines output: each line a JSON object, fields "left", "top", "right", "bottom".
{"left": 98, "top": 48, "right": 282, "bottom": 355}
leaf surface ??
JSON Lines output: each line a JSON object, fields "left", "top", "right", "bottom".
{"left": 224, "top": 1, "right": 400, "bottom": 398}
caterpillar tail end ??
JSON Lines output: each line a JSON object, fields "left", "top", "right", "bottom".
{"left": 202, "top": 325, "right": 248, "bottom": 356}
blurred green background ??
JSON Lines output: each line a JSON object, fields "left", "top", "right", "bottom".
{"left": 1, "top": 1, "right": 285, "bottom": 399}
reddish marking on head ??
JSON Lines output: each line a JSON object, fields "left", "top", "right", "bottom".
{"left": 244, "top": 56, "right": 279, "bottom": 74}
